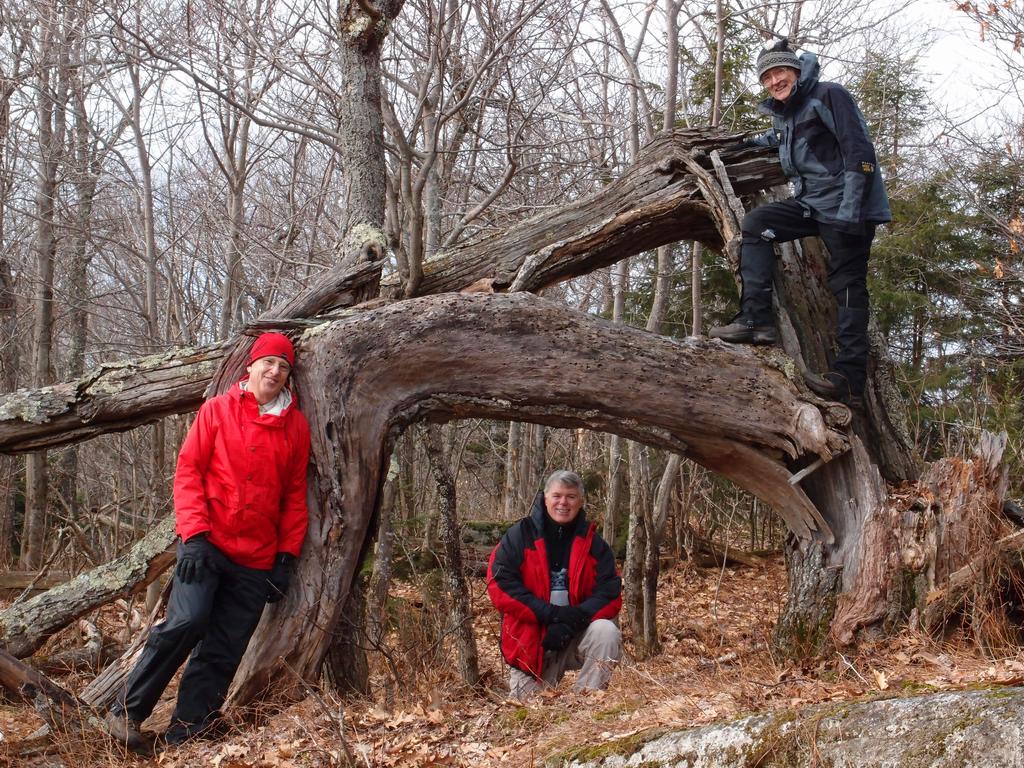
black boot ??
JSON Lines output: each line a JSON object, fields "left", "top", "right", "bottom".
{"left": 803, "top": 370, "right": 863, "bottom": 409}
{"left": 161, "top": 715, "right": 226, "bottom": 748}
{"left": 709, "top": 315, "right": 777, "bottom": 344}
{"left": 833, "top": 306, "right": 870, "bottom": 397}
{"left": 711, "top": 235, "right": 777, "bottom": 344}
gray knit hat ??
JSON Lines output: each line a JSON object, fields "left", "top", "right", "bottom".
{"left": 756, "top": 39, "right": 800, "bottom": 80}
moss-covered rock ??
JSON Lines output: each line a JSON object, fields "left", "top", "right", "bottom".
{"left": 555, "top": 686, "right": 1024, "bottom": 767}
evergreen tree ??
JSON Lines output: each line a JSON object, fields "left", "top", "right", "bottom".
{"left": 849, "top": 48, "right": 929, "bottom": 187}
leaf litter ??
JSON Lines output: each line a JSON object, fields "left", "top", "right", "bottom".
{"left": 4, "top": 557, "right": 1023, "bottom": 767}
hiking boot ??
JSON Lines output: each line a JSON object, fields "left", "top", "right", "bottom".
{"left": 709, "top": 318, "right": 777, "bottom": 345}
{"left": 804, "top": 370, "right": 863, "bottom": 410}
{"left": 162, "top": 717, "right": 224, "bottom": 748}
{"left": 104, "top": 710, "right": 148, "bottom": 754}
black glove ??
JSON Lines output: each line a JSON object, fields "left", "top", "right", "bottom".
{"left": 542, "top": 622, "right": 576, "bottom": 652}
{"left": 266, "top": 553, "right": 296, "bottom": 603}
{"left": 552, "top": 605, "right": 591, "bottom": 633}
{"left": 175, "top": 534, "right": 213, "bottom": 584}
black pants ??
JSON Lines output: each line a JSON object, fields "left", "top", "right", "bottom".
{"left": 739, "top": 199, "right": 875, "bottom": 395}
{"left": 113, "top": 541, "right": 268, "bottom": 727}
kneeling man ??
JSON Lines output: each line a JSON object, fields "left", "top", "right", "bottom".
{"left": 488, "top": 470, "right": 622, "bottom": 700}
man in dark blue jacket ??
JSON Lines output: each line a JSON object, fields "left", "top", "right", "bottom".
{"left": 709, "top": 40, "right": 891, "bottom": 407}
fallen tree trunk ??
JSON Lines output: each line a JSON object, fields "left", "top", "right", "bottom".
{"left": 227, "top": 291, "right": 847, "bottom": 703}
{"left": 32, "top": 620, "right": 117, "bottom": 676}
{"left": 0, "top": 133, "right": 782, "bottom": 456}
{"left": 0, "top": 259, "right": 385, "bottom": 454}
{"left": 0, "top": 515, "right": 174, "bottom": 658}
{"left": 559, "top": 686, "right": 1024, "bottom": 767}
{"left": 0, "top": 648, "right": 100, "bottom": 736}
{"left": 380, "top": 134, "right": 782, "bottom": 297}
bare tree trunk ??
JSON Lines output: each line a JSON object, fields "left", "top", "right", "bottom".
{"left": 604, "top": 436, "right": 624, "bottom": 548}
{"left": 603, "top": 256, "right": 630, "bottom": 547}
{"left": 518, "top": 423, "right": 546, "bottom": 507}
{"left": 324, "top": 580, "right": 370, "bottom": 696}
{"left": 125, "top": 33, "right": 168, "bottom": 530}
{"left": 59, "top": 59, "right": 101, "bottom": 531}
{"left": 711, "top": 0, "right": 726, "bottom": 126}
{"left": 503, "top": 422, "right": 522, "bottom": 519}
{"left": 0, "top": 259, "right": 16, "bottom": 565}
{"left": 641, "top": 454, "right": 681, "bottom": 651}
{"left": 22, "top": 10, "right": 67, "bottom": 569}
{"left": 219, "top": 182, "right": 246, "bottom": 337}
{"left": 366, "top": 473, "right": 398, "bottom": 647}
{"left": 691, "top": 242, "right": 703, "bottom": 337}
{"left": 423, "top": 426, "right": 480, "bottom": 687}
{"left": 622, "top": 441, "right": 649, "bottom": 642}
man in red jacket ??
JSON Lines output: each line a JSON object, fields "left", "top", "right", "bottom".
{"left": 105, "top": 332, "right": 311, "bottom": 752}
{"left": 488, "top": 470, "right": 622, "bottom": 700}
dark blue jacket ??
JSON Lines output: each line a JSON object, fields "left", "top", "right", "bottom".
{"left": 751, "top": 53, "right": 891, "bottom": 230}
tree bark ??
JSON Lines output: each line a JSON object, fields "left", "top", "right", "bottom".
{"left": 0, "top": 259, "right": 17, "bottom": 565}
{"left": 0, "top": 648, "right": 99, "bottom": 733}
{"left": 22, "top": 3, "right": 68, "bottom": 569}
{"left": 602, "top": 259, "right": 629, "bottom": 548}
{"left": 502, "top": 422, "right": 522, "bottom": 519}
{"left": 381, "top": 135, "right": 780, "bottom": 298}
{"left": 366, "top": 473, "right": 398, "bottom": 647}
{"left": 622, "top": 442, "right": 649, "bottom": 640}
{"left": 324, "top": 580, "right": 371, "bottom": 697}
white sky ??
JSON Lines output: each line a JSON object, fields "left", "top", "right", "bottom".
{"left": 912, "top": 3, "right": 1015, "bottom": 136}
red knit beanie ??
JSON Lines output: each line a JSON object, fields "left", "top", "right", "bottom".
{"left": 249, "top": 332, "right": 295, "bottom": 366}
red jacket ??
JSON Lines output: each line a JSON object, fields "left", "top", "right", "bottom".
{"left": 174, "top": 382, "right": 311, "bottom": 569}
{"left": 487, "top": 495, "right": 621, "bottom": 677}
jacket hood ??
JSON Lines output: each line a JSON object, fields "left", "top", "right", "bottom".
{"left": 759, "top": 52, "right": 820, "bottom": 116}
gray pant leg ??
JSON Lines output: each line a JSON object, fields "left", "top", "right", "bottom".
{"left": 573, "top": 619, "right": 622, "bottom": 691}
{"left": 508, "top": 619, "right": 622, "bottom": 699}
{"left": 509, "top": 646, "right": 571, "bottom": 700}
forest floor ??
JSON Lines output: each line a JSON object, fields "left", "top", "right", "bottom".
{"left": 3, "top": 557, "right": 1023, "bottom": 767}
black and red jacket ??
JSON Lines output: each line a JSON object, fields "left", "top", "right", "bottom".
{"left": 487, "top": 494, "right": 622, "bottom": 677}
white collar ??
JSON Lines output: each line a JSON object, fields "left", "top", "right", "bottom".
{"left": 239, "top": 382, "right": 292, "bottom": 416}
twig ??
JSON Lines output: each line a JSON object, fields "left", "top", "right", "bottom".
{"left": 281, "top": 657, "right": 356, "bottom": 767}
{"left": 835, "top": 652, "right": 869, "bottom": 685}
